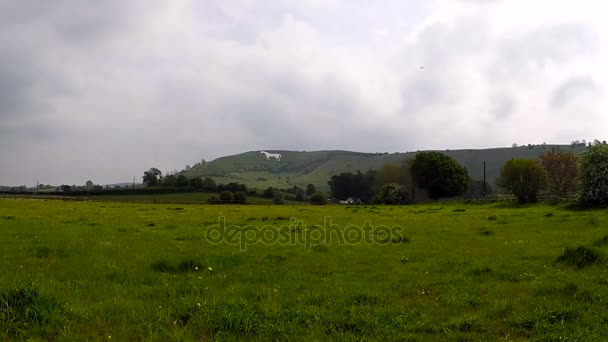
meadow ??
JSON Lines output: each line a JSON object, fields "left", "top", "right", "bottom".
{"left": 1, "top": 198, "right": 608, "bottom": 341}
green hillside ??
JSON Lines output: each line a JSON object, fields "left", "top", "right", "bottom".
{"left": 182, "top": 145, "right": 588, "bottom": 192}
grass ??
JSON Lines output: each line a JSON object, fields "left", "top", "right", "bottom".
{"left": 1, "top": 198, "right": 608, "bottom": 340}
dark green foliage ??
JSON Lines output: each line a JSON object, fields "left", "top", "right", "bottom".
{"left": 202, "top": 177, "right": 218, "bottom": 192}
{"left": 142, "top": 168, "right": 162, "bottom": 186}
{"left": 263, "top": 187, "right": 277, "bottom": 199}
{"left": 309, "top": 192, "right": 328, "bottom": 205}
{"left": 233, "top": 191, "right": 247, "bottom": 203}
{"left": 371, "top": 183, "right": 410, "bottom": 204}
{"left": 219, "top": 191, "right": 234, "bottom": 202}
{"left": 273, "top": 192, "right": 285, "bottom": 205}
{"left": 189, "top": 177, "right": 204, "bottom": 190}
{"left": 555, "top": 246, "right": 603, "bottom": 268}
{"left": 578, "top": 144, "right": 608, "bottom": 207}
{"left": 410, "top": 152, "right": 469, "bottom": 199}
{"left": 306, "top": 184, "right": 317, "bottom": 196}
{"left": 497, "top": 159, "right": 547, "bottom": 204}
{"left": 328, "top": 171, "right": 376, "bottom": 202}
{"left": 295, "top": 192, "right": 304, "bottom": 201}
{"left": 221, "top": 182, "right": 248, "bottom": 193}
{"left": 176, "top": 175, "right": 189, "bottom": 187}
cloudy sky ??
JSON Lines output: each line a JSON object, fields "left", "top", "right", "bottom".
{"left": 1, "top": 0, "right": 607, "bottom": 186}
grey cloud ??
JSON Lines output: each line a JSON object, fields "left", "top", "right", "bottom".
{"left": 490, "top": 94, "right": 516, "bottom": 119}
{"left": 490, "top": 23, "right": 598, "bottom": 82}
{"left": 551, "top": 76, "right": 601, "bottom": 109}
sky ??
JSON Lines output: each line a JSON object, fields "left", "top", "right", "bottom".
{"left": 1, "top": 0, "right": 607, "bottom": 186}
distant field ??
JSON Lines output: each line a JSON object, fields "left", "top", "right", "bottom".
{"left": 1, "top": 192, "right": 281, "bottom": 205}
{"left": 1, "top": 199, "right": 608, "bottom": 340}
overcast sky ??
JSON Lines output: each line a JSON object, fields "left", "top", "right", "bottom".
{"left": 1, "top": 0, "right": 607, "bottom": 186}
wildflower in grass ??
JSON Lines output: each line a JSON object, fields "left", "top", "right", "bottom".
{"left": 195, "top": 266, "right": 199, "bottom": 270}
{"left": 197, "top": 303, "right": 201, "bottom": 307}
{"left": 208, "top": 267, "right": 213, "bottom": 271}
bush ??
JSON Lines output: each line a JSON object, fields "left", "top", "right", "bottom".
{"left": 410, "top": 152, "right": 469, "bottom": 199}
{"left": 295, "top": 192, "right": 304, "bottom": 201}
{"left": 372, "top": 183, "right": 410, "bottom": 204}
{"left": 273, "top": 192, "right": 285, "bottom": 205}
{"left": 497, "top": 159, "right": 547, "bottom": 204}
{"left": 233, "top": 191, "right": 247, "bottom": 203}
{"left": 578, "top": 144, "right": 608, "bottom": 207}
{"left": 309, "top": 192, "right": 328, "bottom": 205}
{"left": 219, "top": 191, "right": 234, "bottom": 202}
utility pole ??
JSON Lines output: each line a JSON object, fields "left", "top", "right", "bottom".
{"left": 483, "top": 161, "right": 486, "bottom": 198}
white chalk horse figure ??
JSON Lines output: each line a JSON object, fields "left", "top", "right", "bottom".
{"left": 260, "top": 151, "right": 282, "bottom": 162}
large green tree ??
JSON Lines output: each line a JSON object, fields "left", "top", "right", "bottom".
{"left": 142, "top": 168, "right": 162, "bottom": 186}
{"left": 410, "top": 152, "right": 469, "bottom": 199}
{"left": 497, "top": 159, "right": 547, "bottom": 204}
{"left": 578, "top": 144, "right": 608, "bottom": 207}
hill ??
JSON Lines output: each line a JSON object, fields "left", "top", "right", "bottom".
{"left": 181, "top": 145, "right": 588, "bottom": 192}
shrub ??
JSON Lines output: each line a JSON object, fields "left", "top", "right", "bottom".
{"left": 219, "top": 191, "right": 234, "bottom": 202}
{"left": 233, "top": 191, "right": 247, "bottom": 203}
{"left": 273, "top": 192, "right": 285, "bottom": 205}
{"left": 309, "top": 192, "right": 328, "bottom": 205}
{"left": 410, "top": 152, "right": 469, "bottom": 199}
{"left": 578, "top": 144, "right": 608, "bottom": 207}
{"left": 497, "top": 159, "right": 547, "bottom": 204}
{"left": 372, "top": 183, "right": 410, "bottom": 204}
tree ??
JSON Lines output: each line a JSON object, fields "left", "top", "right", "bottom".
{"left": 410, "top": 152, "right": 469, "bottom": 199}
{"left": 295, "top": 192, "right": 304, "bottom": 201}
{"left": 60, "top": 185, "right": 72, "bottom": 194}
{"left": 176, "top": 175, "right": 189, "bottom": 187}
{"left": 539, "top": 151, "right": 578, "bottom": 196}
{"left": 309, "top": 192, "right": 328, "bottom": 205}
{"left": 85, "top": 180, "right": 94, "bottom": 190}
{"left": 143, "top": 168, "right": 162, "bottom": 186}
{"left": 328, "top": 170, "right": 376, "bottom": 202}
{"left": 225, "top": 182, "right": 247, "bottom": 193}
{"left": 497, "top": 159, "right": 547, "bottom": 204}
{"left": 190, "top": 177, "right": 204, "bottom": 190}
{"left": 202, "top": 178, "right": 218, "bottom": 192}
{"left": 578, "top": 144, "right": 608, "bottom": 207}
{"left": 263, "top": 187, "right": 277, "bottom": 198}
{"left": 306, "top": 184, "right": 317, "bottom": 196}
{"left": 233, "top": 191, "right": 247, "bottom": 203}
{"left": 372, "top": 183, "right": 410, "bottom": 205}
{"left": 273, "top": 191, "right": 285, "bottom": 205}
{"left": 219, "top": 191, "right": 233, "bottom": 202}
{"left": 162, "top": 174, "right": 177, "bottom": 187}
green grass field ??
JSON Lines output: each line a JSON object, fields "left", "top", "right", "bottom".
{"left": 1, "top": 198, "right": 608, "bottom": 340}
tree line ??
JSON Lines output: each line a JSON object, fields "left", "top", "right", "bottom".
{"left": 327, "top": 142, "right": 608, "bottom": 207}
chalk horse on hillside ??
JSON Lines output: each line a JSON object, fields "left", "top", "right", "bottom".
{"left": 260, "top": 151, "right": 282, "bottom": 162}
